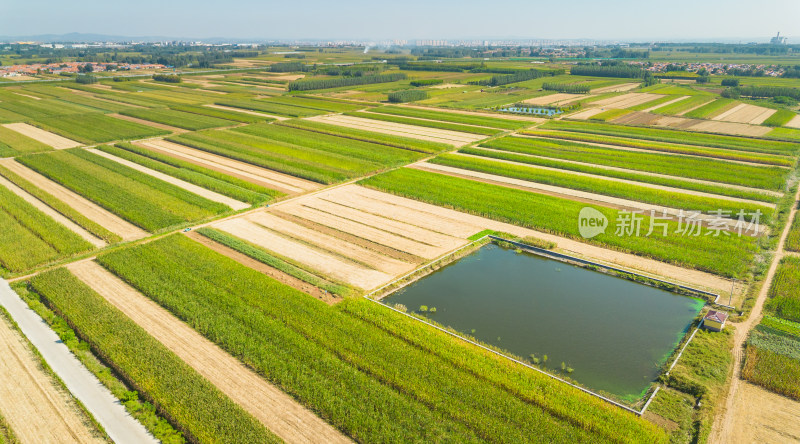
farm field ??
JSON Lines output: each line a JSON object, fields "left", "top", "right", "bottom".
{"left": 2, "top": 122, "right": 81, "bottom": 149}
{"left": 308, "top": 114, "right": 487, "bottom": 146}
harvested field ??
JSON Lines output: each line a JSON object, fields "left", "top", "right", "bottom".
{"left": 687, "top": 120, "right": 772, "bottom": 137}
{"left": 712, "top": 103, "right": 777, "bottom": 125}
{"left": 203, "top": 104, "right": 288, "bottom": 120}
{"left": 214, "top": 217, "right": 392, "bottom": 289}
{"left": 651, "top": 116, "right": 698, "bottom": 129}
{"left": 727, "top": 382, "right": 800, "bottom": 444}
{"left": 66, "top": 260, "right": 350, "bottom": 444}
{"left": 0, "top": 312, "right": 103, "bottom": 444}
{"left": 785, "top": 115, "right": 800, "bottom": 129}
{"left": 521, "top": 93, "right": 586, "bottom": 106}
{"left": 0, "top": 159, "right": 147, "bottom": 241}
{"left": 564, "top": 108, "right": 607, "bottom": 120}
{"left": 642, "top": 96, "right": 689, "bottom": 113}
{"left": 0, "top": 175, "right": 105, "bottom": 248}
{"left": 591, "top": 93, "right": 665, "bottom": 109}
{"left": 2, "top": 123, "right": 81, "bottom": 149}
{"left": 590, "top": 83, "right": 640, "bottom": 94}
{"left": 609, "top": 111, "right": 662, "bottom": 126}
{"left": 109, "top": 113, "right": 184, "bottom": 133}
{"left": 87, "top": 149, "right": 249, "bottom": 211}
{"left": 308, "top": 114, "right": 485, "bottom": 146}
{"left": 135, "top": 139, "right": 319, "bottom": 194}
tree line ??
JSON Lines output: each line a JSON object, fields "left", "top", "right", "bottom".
{"left": 542, "top": 82, "right": 590, "bottom": 93}
{"left": 288, "top": 73, "right": 407, "bottom": 91}
{"left": 387, "top": 90, "right": 428, "bottom": 103}
{"left": 570, "top": 63, "right": 646, "bottom": 78}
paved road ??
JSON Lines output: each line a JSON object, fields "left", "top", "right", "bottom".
{"left": 0, "top": 279, "right": 158, "bottom": 444}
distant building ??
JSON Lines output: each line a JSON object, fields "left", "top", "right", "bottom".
{"left": 770, "top": 32, "right": 788, "bottom": 45}
{"left": 703, "top": 310, "right": 729, "bottom": 332}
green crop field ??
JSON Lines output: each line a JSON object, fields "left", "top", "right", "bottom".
{"left": 91, "top": 234, "right": 667, "bottom": 443}
{"left": 367, "top": 105, "right": 532, "bottom": 129}
{"left": 651, "top": 95, "right": 715, "bottom": 116}
{"left": 32, "top": 113, "right": 169, "bottom": 143}
{"left": 763, "top": 110, "right": 797, "bottom": 128}
{"left": 346, "top": 111, "right": 502, "bottom": 135}
{"left": 214, "top": 99, "right": 329, "bottom": 117}
{"left": 0, "top": 183, "right": 93, "bottom": 273}
{"left": 118, "top": 108, "right": 235, "bottom": 130}
{"left": 539, "top": 120, "right": 800, "bottom": 155}
{"left": 482, "top": 136, "right": 788, "bottom": 191}
{"left": 17, "top": 149, "right": 228, "bottom": 232}
{"left": 262, "top": 95, "right": 366, "bottom": 113}
{"left": 626, "top": 95, "right": 684, "bottom": 112}
{"left": 168, "top": 104, "right": 271, "bottom": 123}
{"left": 787, "top": 211, "right": 800, "bottom": 251}
{"left": 360, "top": 168, "right": 758, "bottom": 277}
{"left": 743, "top": 343, "right": 800, "bottom": 400}
{"left": 430, "top": 154, "right": 772, "bottom": 218}
{"left": 588, "top": 109, "right": 633, "bottom": 121}
{"left": 683, "top": 99, "right": 738, "bottom": 119}
{"left": 0, "top": 126, "right": 52, "bottom": 157}
{"left": 28, "top": 268, "right": 279, "bottom": 444}
{"left": 766, "top": 256, "right": 800, "bottom": 323}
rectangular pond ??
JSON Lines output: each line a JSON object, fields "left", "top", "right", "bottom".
{"left": 382, "top": 243, "right": 704, "bottom": 403}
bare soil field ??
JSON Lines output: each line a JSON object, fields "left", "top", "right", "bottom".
{"left": 0, "top": 175, "right": 106, "bottom": 248}
{"left": 686, "top": 120, "right": 772, "bottom": 137}
{"left": 590, "top": 83, "right": 641, "bottom": 94}
{"left": 0, "top": 312, "right": 104, "bottom": 444}
{"left": 591, "top": 93, "right": 665, "bottom": 109}
{"left": 307, "top": 114, "right": 485, "bottom": 146}
{"left": 727, "top": 382, "right": 800, "bottom": 443}
{"left": 562, "top": 108, "right": 607, "bottom": 120}
{"left": 611, "top": 111, "right": 662, "bottom": 126}
{"left": 88, "top": 148, "right": 249, "bottom": 211}
{"left": 2, "top": 123, "right": 81, "bottom": 149}
{"left": 66, "top": 261, "right": 350, "bottom": 444}
{"left": 108, "top": 113, "right": 185, "bottom": 133}
{"left": 398, "top": 104, "right": 543, "bottom": 122}
{"left": 651, "top": 115, "right": 698, "bottom": 129}
{"left": 203, "top": 104, "right": 288, "bottom": 121}
{"left": 521, "top": 93, "right": 586, "bottom": 106}
{"left": 642, "top": 96, "right": 689, "bottom": 112}
{"left": 136, "top": 139, "right": 319, "bottom": 194}
{"left": 785, "top": 114, "right": 800, "bottom": 129}
{"left": 0, "top": 159, "right": 148, "bottom": 241}
{"left": 337, "top": 185, "right": 733, "bottom": 294}
{"left": 67, "top": 89, "right": 146, "bottom": 108}
{"left": 213, "top": 216, "right": 392, "bottom": 289}
{"left": 712, "top": 103, "right": 777, "bottom": 125}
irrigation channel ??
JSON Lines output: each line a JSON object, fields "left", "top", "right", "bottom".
{"left": 381, "top": 241, "right": 705, "bottom": 405}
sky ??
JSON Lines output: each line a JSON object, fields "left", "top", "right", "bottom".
{"left": 2, "top": 0, "right": 798, "bottom": 42}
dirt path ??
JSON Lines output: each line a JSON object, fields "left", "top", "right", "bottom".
{"left": 0, "top": 175, "right": 106, "bottom": 248}
{"left": 346, "top": 184, "right": 734, "bottom": 294}
{"left": 470, "top": 146, "right": 782, "bottom": 198}
{"left": 184, "top": 231, "right": 340, "bottom": 304}
{"left": 1, "top": 123, "right": 81, "bottom": 149}
{"left": 66, "top": 261, "right": 351, "bottom": 444}
{"left": 709, "top": 185, "right": 800, "bottom": 443}
{"left": 214, "top": 217, "right": 391, "bottom": 289}
{"left": 108, "top": 113, "right": 185, "bottom": 133}
{"left": 0, "top": 159, "right": 148, "bottom": 241}
{"left": 0, "top": 311, "right": 104, "bottom": 444}
{"left": 451, "top": 151, "right": 776, "bottom": 209}
{"left": 135, "top": 139, "right": 318, "bottom": 194}
{"left": 88, "top": 148, "right": 250, "bottom": 210}
{"left": 203, "top": 104, "right": 289, "bottom": 121}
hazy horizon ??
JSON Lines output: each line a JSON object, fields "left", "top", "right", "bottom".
{"left": 2, "top": 0, "right": 798, "bottom": 43}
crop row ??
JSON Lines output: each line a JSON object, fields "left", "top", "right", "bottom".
{"left": 368, "top": 105, "right": 530, "bottom": 130}
{"left": 766, "top": 256, "right": 800, "bottom": 323}
{"left": 0, "top": 96, "right": 95, "bottom": 121}
{"left": 651, "top": 96, "right": 714, "bottom": 116}
{"left": 27, "top": 268, "right": 278, "bottom": 444}
{"left": 522, "top": 130, "right": 793, "bottom": 166}
{"left": 430, "top": 154, "right": 772, "bottom": 220}
{"left": 786, "top": 211, "right": 800, "bottom": 252}
{"left": 359, "top": 168, "right": 758, "bottom": 277}
{"left": 119, "top": 108, "right": 235, "bottom": 130}
{"left": 763, "top": 110, "right": 797, "bottom": 128}
{"left": 346, "top": 111, "right": 501, "bottom": 135}
{"left": 33, "top": 113, "right": 169, "bottom": 144}
{"left": 0, "top": 163, "right": 120, "bottom": 243}
{"left": 626, "top": 95, "right": 681, "bottom": 112}
{"left": 17, "top": 150, "right": 227, "bottom": 232}
{"left": 94, "top": 234, "right": 664, "bottom": 443}
{"left": 747, "top": 324, "right": 800, "bottom": 361}
{"left": 196, "top": 227, "right": 350, "bottom": 296}
{"left": 742, "top": 346, "right": 800, "bottom": 401}
{"left": 232, "top": 123, "right": 424, "bottom": 166}
{"left": 104, "top": 144, "right": 282, "bottom": 205}
{"left": 55, "top": 94, "right": 134, "bottom": 113}
{"left": 540, "top": 120, "right": 800, "bottom": 154}
{"left": 0, "top": 183, "right": 92, "bottom": 272}
{"left": 0, "top": 126, "right": 51, "bottom": 157}
{"left": 168, "top": 104, "right": 270, "bottom": 124}
{"left": 482, "top": 136, "right": 788, "bottom": 191}
{"left": 276, "top": 119, "right": 451, "bottom": 153}
{"left": 262, "top": 96, "right": 365, "bottom": 113}
{"left": 214, "top": 99, "right": 327, "bottom": 117}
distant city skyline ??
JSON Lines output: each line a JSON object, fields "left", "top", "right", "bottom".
{"left": 2, "top": 0, "right": 798, "bottom": 43}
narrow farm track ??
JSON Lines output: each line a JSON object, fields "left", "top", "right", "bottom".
{"left": 0, "top": 159, "right": 148, "bottom": 241}
{"left": 0, "top": 279, "right": 157, "bottom": 444}
{"left": 1, "top": 123, "right": 82, "bottom": 149}
{"left": 710, "top": 185, "right": 800, "bottom": 444}
{"left": 0, "top": 311, "right": 104, "bottom": 444}
{"left": 65, "top": 261, "right": 352, "bottom": 444}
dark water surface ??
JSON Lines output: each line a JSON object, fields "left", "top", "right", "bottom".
{"left": 384, "top": 244, "right": 704, "bottom": 402}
